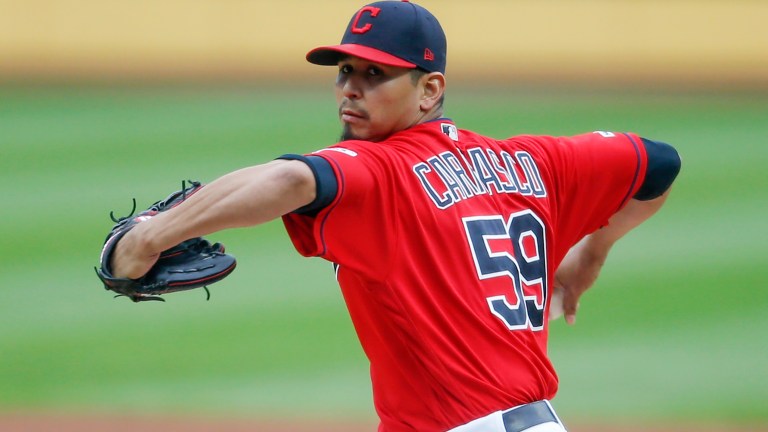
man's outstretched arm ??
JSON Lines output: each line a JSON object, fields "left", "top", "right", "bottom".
{"left": 110, "top": 159, "right": 317, "bottom": 280}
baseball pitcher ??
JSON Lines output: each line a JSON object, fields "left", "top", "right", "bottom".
{"left": 98, "top": 1, "right": 681, "bottom": 431}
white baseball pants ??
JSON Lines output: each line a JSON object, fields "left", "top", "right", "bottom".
{"left": 447, "top": 400, "right": 567, "bottom": 432}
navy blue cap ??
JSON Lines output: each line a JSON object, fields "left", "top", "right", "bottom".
{"left": 307, "top": 1, "right": 447, "bottom": 74}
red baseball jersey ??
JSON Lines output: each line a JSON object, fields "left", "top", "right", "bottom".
{"left": 282, "top": 119, "right": 647, "bottom": 432}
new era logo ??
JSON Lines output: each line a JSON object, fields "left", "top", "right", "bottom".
{"left": 424, "top": 48, "right": 434, "bottom": 61}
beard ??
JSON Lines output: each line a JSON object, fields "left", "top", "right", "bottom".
{"left": 338, "top": 102, "right": 370, "bottom": 142}
{"left": 339, "top": 124, "right": 359, "bottom": 142}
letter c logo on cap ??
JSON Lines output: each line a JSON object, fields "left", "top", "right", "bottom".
{"left": 351, "top": 6, "right": 381, "bottom": 34}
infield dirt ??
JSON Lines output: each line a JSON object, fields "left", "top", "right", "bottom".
{"left": 0, "top": 413, "right": 766, "bottom": 432}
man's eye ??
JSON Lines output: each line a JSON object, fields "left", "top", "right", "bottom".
{"left": 340, "top": 65, "right": 352, "bottom": 74}
{"left": 368, "top": 67, "right": 382, "bottom": 76}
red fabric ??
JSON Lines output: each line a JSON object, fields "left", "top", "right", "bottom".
{"left": 282, "top": 122, "right": 646, "bottom": 432}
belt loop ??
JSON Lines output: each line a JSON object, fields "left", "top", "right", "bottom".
{"left": 543, "top": 400, "right": 565, "bottom": 428}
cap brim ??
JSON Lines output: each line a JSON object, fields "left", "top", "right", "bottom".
{"left": 306, "top": 44, "right": 416, "bottom": 69}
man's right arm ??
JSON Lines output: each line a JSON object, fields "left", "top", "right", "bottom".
{"left": 553, "top": 137, "right": 681, "bottom": 324}
{"left": 554, "top": 191, "right": 671, "bottom": 324}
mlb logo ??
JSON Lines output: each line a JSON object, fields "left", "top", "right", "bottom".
{"left": 441, "top": 123, "right": 459, "bottom": 141}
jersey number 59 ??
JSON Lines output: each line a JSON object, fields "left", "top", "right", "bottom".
{"left": 463, "top": 211, "right": 548, "bottom": 331}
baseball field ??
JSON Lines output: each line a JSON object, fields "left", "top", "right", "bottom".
{"left": 1, "top": 84, "right": 766, "bottom": 431}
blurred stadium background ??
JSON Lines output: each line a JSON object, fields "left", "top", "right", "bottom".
{"left": 1, "top": 1, "right": 767, "bottom": 431}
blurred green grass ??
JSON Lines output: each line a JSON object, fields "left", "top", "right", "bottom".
{"left": 0, "top": 84, "right": 766, "bottom": 426}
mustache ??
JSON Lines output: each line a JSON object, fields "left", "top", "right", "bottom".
{"left": 338, "top": 101, "right": 370, "bottom": 119}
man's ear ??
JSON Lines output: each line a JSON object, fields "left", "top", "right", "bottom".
{"left": 420, "top": 72, "right": 446, "bottom": 111}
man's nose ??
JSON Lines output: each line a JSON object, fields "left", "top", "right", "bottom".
{"left": 341, "top": 76, "right": 362, "bottom": 100}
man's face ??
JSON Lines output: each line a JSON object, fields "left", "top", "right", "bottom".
{"left": 335, "top": 57, "right": 424, "bottom": 142}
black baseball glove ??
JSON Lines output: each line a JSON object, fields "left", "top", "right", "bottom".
{"left": 95, "top": 180, "right": 237, "bottom": 302}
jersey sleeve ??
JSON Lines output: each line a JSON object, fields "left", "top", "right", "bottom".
{"left": 539, "top": 131, "right": 648, "bottom": 254}
{"left": 280, "top": 144, "right": 398, "bottom": 281}
{"left": 634, "top": 138, "right": 680, "bottom": 200}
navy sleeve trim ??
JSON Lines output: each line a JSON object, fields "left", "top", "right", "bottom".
{"left": 277, "top": 154, "right": 339, "bottom": 216}
{"left": 618, "top": 133, "right": 644, "bottom": 210}
{"left": 634, "top": 138, "right": 681, "bottom": 201}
